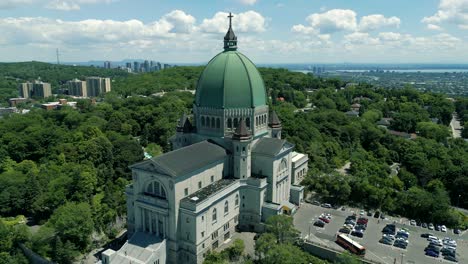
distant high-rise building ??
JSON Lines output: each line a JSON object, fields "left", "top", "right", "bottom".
{"left": 133, "top": 61, "right": 140, "bottom": 73}
{"left": 67, "top": 78, "right": 87, "bottom": 97}
{"left": 163, "top": 63, "right": 170, "bottom": 69}
{"left": 31, "top": 80, "right": 52, "bottom": 98}
{"left": 19, "top": 81, "right": 51, "bottom": 98}
{"left": 86, "top": 77, "right": 111, "bottom": 97}
{"left": 126, "top": 62, "right": 132, "bottom": 70}
{"left": 18, "top": 82, "right": 33, "bottom": 99}
{"left": 104, "top": 61, "right": 111, "bottom": 69}
{"left": 144, "top": 60, "right": 150, "bottom": 72}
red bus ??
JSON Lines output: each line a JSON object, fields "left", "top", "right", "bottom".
{"left": 336, "top": 234, "right": 366, "bottom": 256}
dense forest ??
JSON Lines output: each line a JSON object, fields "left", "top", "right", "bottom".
{"left": 0, "top": 64, "right": 467, "bottom": 263}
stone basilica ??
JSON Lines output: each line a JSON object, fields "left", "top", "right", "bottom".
{"left": 102, "top": 14, "right": 308, "bottom": 264}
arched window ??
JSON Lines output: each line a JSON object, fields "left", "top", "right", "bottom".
{"left": 263, "top": 115, "right": 266, "bottom": 124}
{"left": 201, "top": 116, "right": 205, "bottom": 127}
{"left": 216, "top": 118, "right": 220, "bottom": 128}
{"left": 227, "top": 118, "right": 232, "bottom": 128}
{"left": 234, "top": 118, "right": 238, "bottom": 128}
{"left": 145, "top": 181, "right": 167, "bottom": 199}
{"left": 235, "top": 194, "right": 239, "bottom": 206}
{"left": 212, "top": 208, "right": 217, "bottom": 222}
{"left": 246, "top": 117, "right": 250, "bottom": 128}
{"left": 279, "top": 158, "right": 288, "bottom": 172}
{"left": 206, "top": 117, "right": 210, "bottom": 127}
{"left": 211, "top": 117, "right": 215, "bottom": 128}
{"left": 224, "top": 201, "right": 229, "bottom": 214}
{"left": 256, "top": 116, "right": 258, "bottom": 126}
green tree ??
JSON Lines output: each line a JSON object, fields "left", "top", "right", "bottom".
{"left": 265, "top": 215, "right": 300, "bottom": 244}
{"left": 334, "top": 252, "right": 361, "bottom": 264}
{"left": 48, "top": 202, "right": 94, "bottom": 250}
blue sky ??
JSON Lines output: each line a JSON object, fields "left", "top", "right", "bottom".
{"left": 1, "top": 0, "right": 467, "bottom": 63}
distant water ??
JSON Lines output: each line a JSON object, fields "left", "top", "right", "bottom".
{"left": 295, "top": 69, "right": 468, "bottom": 73}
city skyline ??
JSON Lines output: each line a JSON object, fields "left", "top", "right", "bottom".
{"left": 1, "top": 0, "right": 468, "bottom": 63}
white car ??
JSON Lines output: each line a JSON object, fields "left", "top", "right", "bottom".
{"left": 410, "top": 220, "right": 416, "bottom": 226}
{"left": 441, "top": 225, "right": 447, "bottom": 232}
{"left": 428, "top": 223, "right": 434, "bottom": 230}
{"left": 427, "top": 235, "right": 438, "bottom": 241}
{"left": 383, "top": 234, "right": 395, "bottom": 240}
{"left": 360, "top": 210, "right": 365, "bottom": 216}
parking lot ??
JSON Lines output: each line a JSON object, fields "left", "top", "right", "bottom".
{"left": 294, "top": 203, "right": 468, "bottom": 264}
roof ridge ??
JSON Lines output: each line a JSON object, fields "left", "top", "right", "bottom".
{"left": 234, "top": 52, "right": 254, "bottom": 108}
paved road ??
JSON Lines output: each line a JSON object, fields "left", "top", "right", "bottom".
{"left": 450, "top": 113, "right": 462, "bottom": 138}
{"left": 294, "top": 203, "right": 467, "bottom": 264}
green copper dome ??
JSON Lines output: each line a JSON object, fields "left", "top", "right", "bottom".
{"left": 195, "top": 50, "right": 267, "bottom": 109}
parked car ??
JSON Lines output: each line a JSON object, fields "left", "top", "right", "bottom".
{"left": 346, "top": 215, "right": 356, "bottom": 220}
{"left": 435, "top": 225, "right": 441, "bottom": 231}
{"left": 374, "top": 211, "right": 380, "bottom": 218}
{"left": 393, "top": 240, "right": 407, "bottom": 249}
{"left": 441, "top": 225, "right": 447, "bottom": 232}
{"left": 428, "top": 223, "right": 435, "bottom": 230}
{"left": 454, "top": 228, "right": 461, "bottom": 234}
{"left": 332, "top": 204, "right": 340, "bottom": 210}
{"left": 379, "top": 238, "right": 393, "bottom": 245}
{"left": 357, "top": 217, "right": 369, "bottom": 225}
{"left": 339, "top": 227, "right": 351, "bottom": 234}
{"left": 442, "top": 247, "right": 456, "bottom": 256}
{"left": 319, "top": 217, "right": 330, "bottom": 223}
{"left": 425, "top": 245, "right": 441, "bottom": 253}
{"left": 321, "top": 203, "right": 332, "bottom": 208}
{"left": 444, "top": 255, "right": 458, "bottom": 262}
{"left": 314, "top": 220, "right": 325, "bottom": 227}
{"left": 355, "top": 225, "right": 366, "bottom": 232}
{"left": 312, "top": 200, "right": 321, "bottom": 206}
{"left": 351, "top": 230, "right": 364, "bottom": 238}
{"left": 430, "top": 240, "right": 443, "bottom": 247}
{"left": 341, "top": 207, "right": 346, "bottom": 211}
{"left": 367, "top": 211, "right": 373, "bottom": 217}
{"left": 425, "top": 250, "right": 439, "bottom": 258}
{"left": 422, "top": 222, "right": 428, "bottom": 228}
{"left": 359, "top": 210, "right": 365, "bottom": 216}
{"left": 383, "top": 234, "right": 395, "bottom": 240}
{"left": 380, "top": 213, "right": 385, "bottom": 219}
{"left": 410, "top": 219, "right": 416, "bottom": 226}
{"left": 421, "top": 233, "right": 432, "bottom": 238}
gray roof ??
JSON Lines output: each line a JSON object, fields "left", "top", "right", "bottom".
{"left": 252, "top": 137, "right": 293, "bottom": 156}
{"left": 108, "top": 232, "right": 164, "bottom": 264}
{"left": 182, "top": 178, "right": 237, "bottom": 205}
{"left": 130, "top": 140, "right": 227, "bottom": 177}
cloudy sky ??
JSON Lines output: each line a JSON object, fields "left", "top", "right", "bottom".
{"left": 1, "top": 0, "right": 468, "bottom": 63}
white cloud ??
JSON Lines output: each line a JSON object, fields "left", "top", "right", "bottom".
{"left": 45, "top": 0, "right": 113, "bottom": 11}
{"left": 359, "top": 14, "right": 400, "bottom": 31}
{"left": 427, "top": 23, "right": 443, "bottom": 30}
{"left": 292, "top": 10, "right": 401, "bottom": 36}
{"left": 0, "top": 0, "right": 34, "bottom": 9}
{"left": 306, "top": 9, "right": 357, "bottom": 34}
{"left": 46, "top": 0, "right": 79, "bottom": 10}
{"left": 0, "top": 11, "right": 197, "bottom": 47}
{"left": 238, "top": 0, "right": 257, "bottom": 5}
{"left": 422, "top": 0, "right": 468, "bottom": 29}
{"left": 344, "top": 32, "right": 380, "bottom": 45}
{"left": 199, "top": 11, "right": 266, "bottom": 33}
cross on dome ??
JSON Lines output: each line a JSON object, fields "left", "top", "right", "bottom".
{"left": 224, "top": 12, "right": 237, "bottom": 51}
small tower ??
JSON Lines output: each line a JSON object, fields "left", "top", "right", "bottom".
{"left": 173, "top": 114, "right": 193, "bottom": 150}
{"left": 224, "top": 12, "right": 237, "bottom": 51}
{"left": 268, "top": 110, "right": 282, "bottom": 139}
{"left": 232, "top": 118, "right": 252, "bottom": 179}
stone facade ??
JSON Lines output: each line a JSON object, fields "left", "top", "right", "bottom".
{"left": 104, "top": 17, "right": 308, "bottom": 264}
